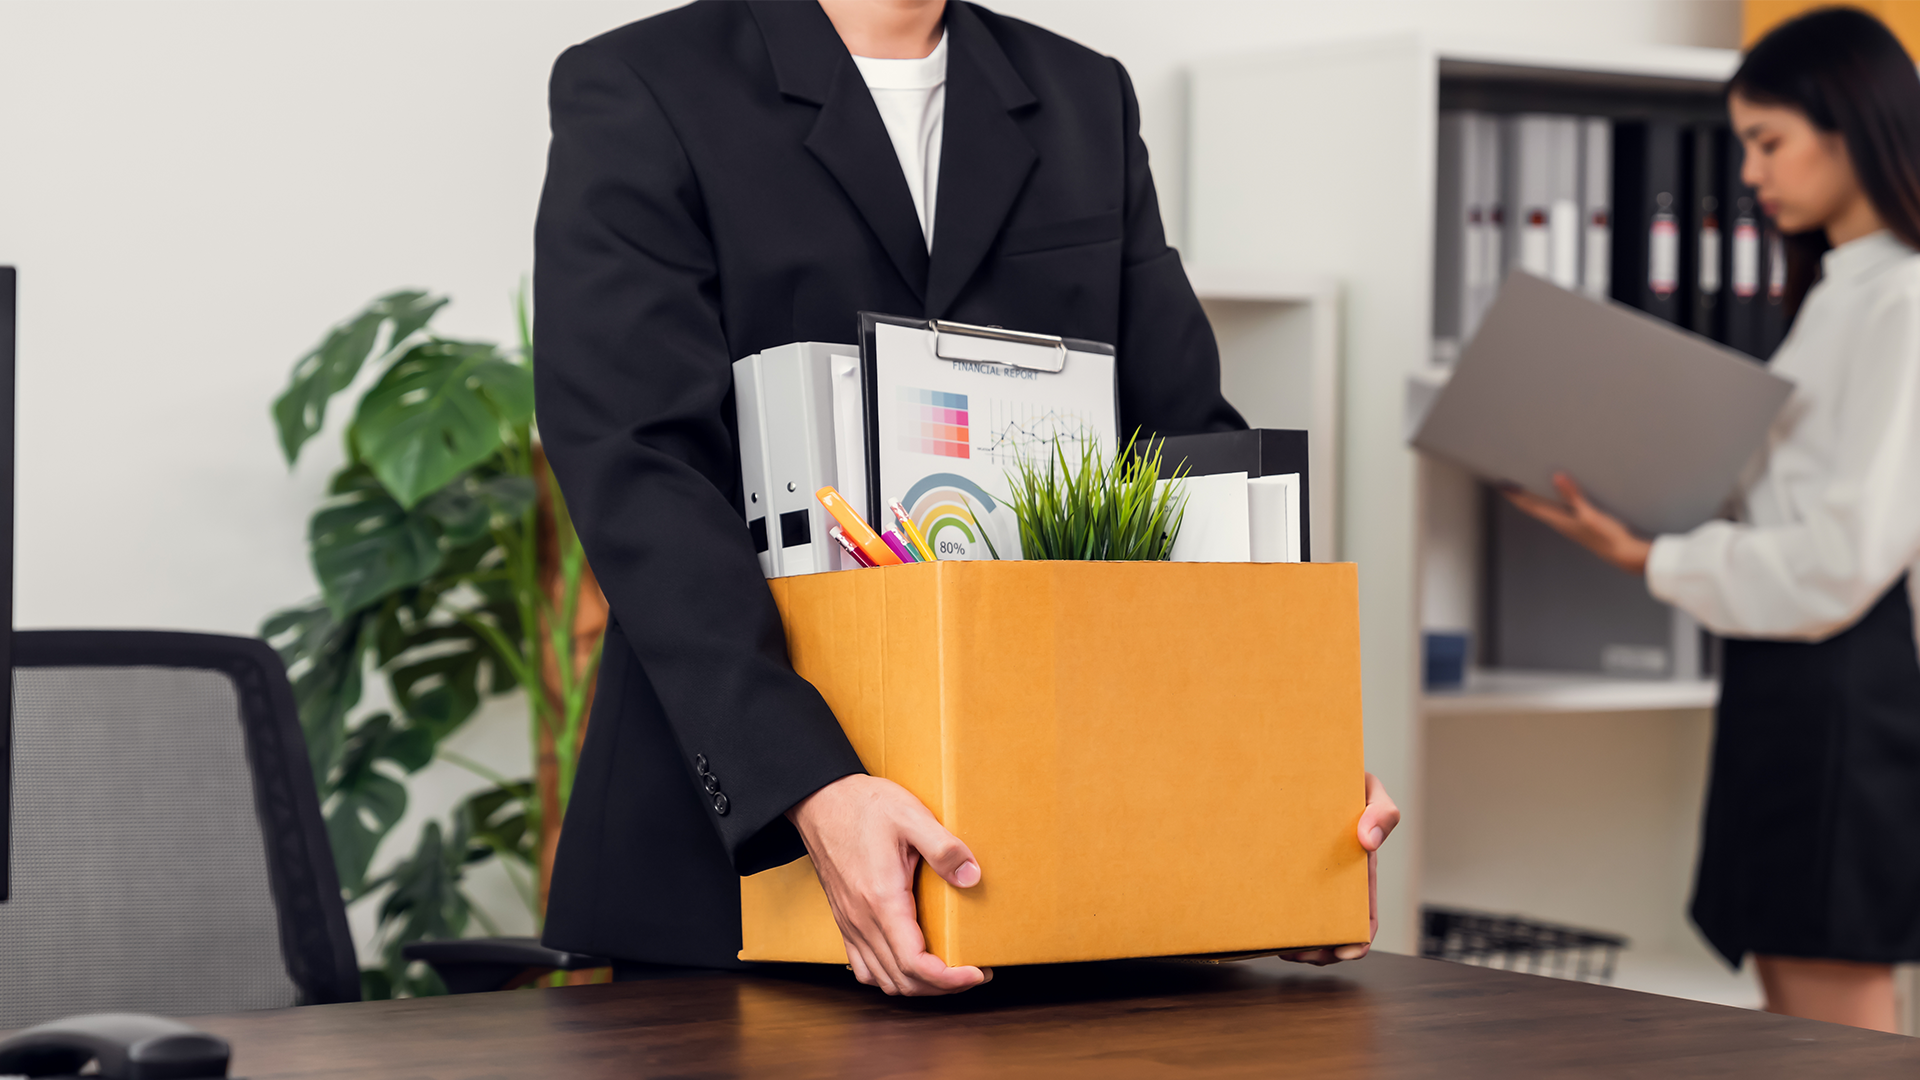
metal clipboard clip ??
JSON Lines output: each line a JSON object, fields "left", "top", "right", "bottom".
{"left": 929, "top": 320, "right": 1070, "bottom": 373}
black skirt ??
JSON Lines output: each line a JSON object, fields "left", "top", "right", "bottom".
{"left": 1691, "top": 576, "right": 1920, "bottom": 966}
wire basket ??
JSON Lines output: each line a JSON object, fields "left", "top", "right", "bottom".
{"left": 1420, "top": 906, "right": 1628, "bottom": 984}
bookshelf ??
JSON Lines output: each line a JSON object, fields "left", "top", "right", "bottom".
{"left": 1186, "top": 35, "right": 1750, "bottom": 999}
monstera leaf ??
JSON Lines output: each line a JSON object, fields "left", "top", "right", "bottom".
{"left": 263, "top": 601, "right": 371, "bottom": 789}
{"left": 310, "top": 466, "right": 445, "bottom": 619}
{"left": 418, "top": 472, "right": 536, "bottom": 545}
{"left": 273, "top": 291, "right": 448, "bottom": 465}
{"left": 352, "top": 341, "right": 534, "bottom": 509}
{"left": 366, "top": 817, "right": 483, "bottom": 996}
{"left": 388, "top": 624, "right": 499, "bottom": 739}
{"left": 326, "top": 710, "right": 435, "bottom": 896}
{"left": 462, "top": 780, "right": 535, "bottom": 873}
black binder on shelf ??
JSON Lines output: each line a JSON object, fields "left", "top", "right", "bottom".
{"left": 1611, "top": 120, "right": 1688, "bottom": 325}
{"left": 1720, "top": 129, "right": 1768, "bottom": 359}
{"left": 1688, "top": 124, "right": 1725, "bottom": 342}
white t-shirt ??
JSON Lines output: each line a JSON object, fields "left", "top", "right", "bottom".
{"left": 1647, "top": 229, "right": 1920, "bottom": 653}
{"left": 849, "top": 31, "right": 947, "bottom": 251}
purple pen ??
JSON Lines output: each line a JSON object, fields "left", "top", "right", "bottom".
{"left": 880, "top": 530, "right": 918, "bottom": 564}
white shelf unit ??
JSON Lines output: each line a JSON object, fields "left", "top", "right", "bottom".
{"left": 1185, "top": 35, "right": 1750, "bottom": 998}
{"left": 1185, "top": 266, "right": 1339, "bottom": 561}
{"left": 1423, "top": 670, "right": 1717, "bottom": 717}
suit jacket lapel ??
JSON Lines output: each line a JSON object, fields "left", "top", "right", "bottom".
{"left": 926, "top": 2, "right": 1038, "bottom": 318}
{"left": 749, "top": 0, "right": 929, "bottom": 304}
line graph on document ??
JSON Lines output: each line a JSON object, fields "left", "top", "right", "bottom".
{"left": 973, "top": 401, "right": 1100, "bottom": 467}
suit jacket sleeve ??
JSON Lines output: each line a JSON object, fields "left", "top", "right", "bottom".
{"left": 533, "top": 41, "right": 865, "bottom": 875}
{"left": 1111, "top": 59, "right": 1247, "bottom": 437}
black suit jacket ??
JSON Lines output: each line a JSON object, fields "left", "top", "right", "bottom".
{"left": 534, "top": 0, "right": 1243, "bottom": 967}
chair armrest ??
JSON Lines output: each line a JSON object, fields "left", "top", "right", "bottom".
{"left": 402, "top": 937, "right": 610, "bottom": 994}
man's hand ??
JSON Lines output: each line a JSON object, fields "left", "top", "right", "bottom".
{"left": 1504, "top": 472, "right": 1652, "bottom": 576}
{"left": 786, "top": 774, "right": 990, "bottom": 996}
{"left": 1279, "top": 771, "right": 1402, "bottom": 966}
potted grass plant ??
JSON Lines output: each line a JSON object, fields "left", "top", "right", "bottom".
{"left": 1000, "top": 432, "right": 1188, "bottom": 560}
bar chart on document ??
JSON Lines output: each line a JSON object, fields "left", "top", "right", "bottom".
{"left": 873, "top": 320, "right": 1117, "bottom": 562}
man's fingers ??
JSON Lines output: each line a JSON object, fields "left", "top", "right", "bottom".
{"left": 846, "top": 942, "right": 880, "bottom": 989}
{"left": 901, "top": 813, "right": 981, "bottom": 889}
{"left": 867, "top": 887, "right": 982, "bottom": 996}
{"left": 871, "top": 894, "right": 946, "bottom": 995}
{"left": 1368, "top": 848, "right": 1380, "bottom": 943}
{"left": 855, "top": 905, "right": 918, "bottom": 995}
{"left": 1359, "top": 772, "right": 1400, "bottom": 851}
{"left": 845, "top": 924, "right": 897, "bottom": 994}
{"left": 904, "top": 950, "right": 990, "bottom": 993}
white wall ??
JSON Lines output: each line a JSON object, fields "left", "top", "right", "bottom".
{"left": 0, "top": 0, "right": 1740, "bottom": 957}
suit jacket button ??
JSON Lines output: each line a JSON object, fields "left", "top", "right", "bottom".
{"left": 695, "top": 754, "right": 709, "bottom": 773}
{"left": 703, "top": 775, "right": 722, "bottom": 795}
{"left": 713, "top": 793, "right": 730, "bottom": 815}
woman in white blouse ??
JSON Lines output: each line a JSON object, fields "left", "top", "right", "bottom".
{"left": 1511, "top": 8, "right": 1920, "bottom": 1033}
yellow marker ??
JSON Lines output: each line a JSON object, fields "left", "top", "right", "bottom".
{"left": 889, "top": 499, "right": 936, "bottom": 562}
{"left": 816, "top": 486, "right": 902, "bottom": 566}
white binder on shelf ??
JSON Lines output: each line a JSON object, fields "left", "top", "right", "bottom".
{"left": 859, "top": 312, "right": 1118, "bottom": 561}
{"left": 732, "top": 342, "right": 866, "bottom": 578}
{"left": 1580, "top": 117, "right": 1613, "bottom": 301}
{"left": 1434, "top": 112, "right": 1472, "bottom": 360}
{"left": 1472, "top": 113, "right": 1504, "bottom": 336}
{"left": 1435, "top": 111, "right": 1506, "bottom": 361}
{"left": 1504, "top": 114, "right": 1582, "bottom": 291}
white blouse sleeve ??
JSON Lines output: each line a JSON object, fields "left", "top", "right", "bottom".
{"left": 1646, "top": 287, "right": 1920, "bottom": 640}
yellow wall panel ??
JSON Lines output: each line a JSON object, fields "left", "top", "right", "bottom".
{"left": 1745, "top": 1, "right": 1920, "bottom": 55}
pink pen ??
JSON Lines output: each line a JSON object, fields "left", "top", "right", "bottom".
{"left": 830, "top": 526, "right": 876, "bottom": 568}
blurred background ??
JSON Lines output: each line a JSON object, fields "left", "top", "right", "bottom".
{"left": 15, "top": 0, "right": 1895, "bottom": 1017}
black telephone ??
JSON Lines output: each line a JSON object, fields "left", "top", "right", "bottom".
{"left": 0, "top": 1012, "right": 230, "bottom": 1079}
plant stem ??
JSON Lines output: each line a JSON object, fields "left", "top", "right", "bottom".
{"left": 437, "top": 749, "right": 517, "bottom": 791}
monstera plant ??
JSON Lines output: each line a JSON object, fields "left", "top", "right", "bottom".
{"left": 263, "top": 289, "right": 604, "bottom": 998}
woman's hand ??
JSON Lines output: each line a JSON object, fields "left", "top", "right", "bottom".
{"left": 1504, "top": 472, "right": 1652, "bottom": 576}
{"left": 1279, "top": 771, "right": 1401, "bottom": 966}
{"left": 787, "top": 774, "right": 990, "bottom": 996}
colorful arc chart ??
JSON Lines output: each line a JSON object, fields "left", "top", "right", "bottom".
{"left": 901, "top": 473, "right": 1007, "bottom": 562}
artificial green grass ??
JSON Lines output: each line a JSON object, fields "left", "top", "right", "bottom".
{"left": 1000, "top": 431, "right": 1187, "bottom": 561}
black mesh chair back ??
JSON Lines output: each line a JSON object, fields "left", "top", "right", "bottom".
{"left": 0, "top": 631, "right": 359, "bottom": 1029}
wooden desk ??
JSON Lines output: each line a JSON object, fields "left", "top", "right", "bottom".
{"left": 185, "top": 953, "right": 1919, "bottom": 1078}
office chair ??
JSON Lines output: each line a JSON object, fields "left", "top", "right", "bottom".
{"left": 0, "top": 630, "right": 602, "bottom": 1032}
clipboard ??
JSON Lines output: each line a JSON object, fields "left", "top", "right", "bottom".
{"left": 858, "top": 312, "right": 1118, "bottom": 561}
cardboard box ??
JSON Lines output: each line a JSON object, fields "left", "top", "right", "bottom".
{"left": 742, "top": 560, "right": 1368, "bottom": 967}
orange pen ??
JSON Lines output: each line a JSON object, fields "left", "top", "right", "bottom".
{"left": 816, "top": 486, "right": 902, "bottom": 566}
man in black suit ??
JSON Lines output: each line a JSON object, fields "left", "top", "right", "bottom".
{"left": 535, "top": 0, "right": 1398, "bottom": 996}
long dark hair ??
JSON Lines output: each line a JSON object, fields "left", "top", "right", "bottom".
{"left": 1728, "top": 7, "right": 1920, "bottom": 319}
